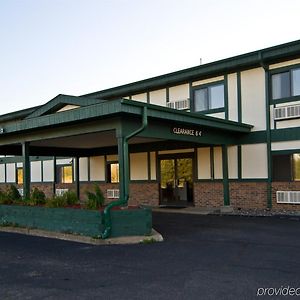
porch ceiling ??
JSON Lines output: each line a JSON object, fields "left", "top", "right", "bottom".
{"left": 30, "top": 131, "right": 162, "bottom": 149}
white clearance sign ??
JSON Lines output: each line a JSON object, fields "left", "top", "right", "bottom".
{"left": 172, "top": 127, "right": 202, "bottom": 137}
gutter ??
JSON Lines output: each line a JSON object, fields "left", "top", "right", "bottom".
{"left": 101, "top": 106, "right": 148, "bottom": 238}
{"left": 259, "top": 52, "right": 272, "bottom": 209}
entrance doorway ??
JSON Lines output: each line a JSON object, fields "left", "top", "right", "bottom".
{"left": 159, "top": 154, "right": 194, "bottom": 206}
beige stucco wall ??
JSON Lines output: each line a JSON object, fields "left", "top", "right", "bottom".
{"left": 79, "top": 157, "right": 89, "bottom": 181}
{"left": 90, "top": 156, "right": 105, "bottom": 181}
{"left": 192, "top": 76, "right": 224, "bottom": 87}
{"left": 228, "top": 73, "right": 238, "bottom": 122}
{"left": 130, "top": 152, "right": 148, "bottom": 180}
{"left": 6, "top": 163, "right": 15, "bottom": 183}
{"left": 31, "top": 161, "right": 42, "bottom": 182}
{"left": 169, "top": 84, "right": 189, "bottom": 102}
{"left": 158, "top": 149, "right": 194, "bottom": 155}
{"left": 228, "top": 146, "right": 238, "bottom": 179}
{"left": 149, "top": 89, "right": 166, "bottom": 107}
{"left": 242, "top": 143, "right": 267, "bottom": 178}
{"left": 214, "top": 147, "right": 223, "bottom": 179}
{"left": 197, "top": 147, "right": 211, "bottom": 179}
{"left": 43, "top": 160, "right": 54, "bottom": 182}
{"left": 241, "top": 68, "right": 266, "bottom": 131}
{"left": 0, "top": 164, "right": 5, "bottom": 182}
{"left": 276, "top": 119, "right": 300, "bottom": 129}
{"left": 272, "top": 140, "right": 300, "bottom": 151}
{"left": 131, "top": 92, "right": 147, "bottom": 103}
{"left": 150, "top": 152, "right": 156, "bottom": 180}
{"left": 269, "top": 58, "right": 300, "bottom": 70}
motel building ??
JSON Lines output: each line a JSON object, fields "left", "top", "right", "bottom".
{"left": 1, "top": 39, "right": 300, "bottom": 213}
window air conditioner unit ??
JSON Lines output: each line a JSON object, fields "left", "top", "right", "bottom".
{"left": 167, "top": 99, "right": 190, "bottom": 110}
{"left": 107, "top": 189, "right": 120, "bottom": 199}
{"left": 56, "top": 189, "right": 69, "bottom": 196}
{"left": 276, "top": 191, "right": 300, "bottom": 204}
{"left": 274, "top": 105, "right": 300, "bottom": 120}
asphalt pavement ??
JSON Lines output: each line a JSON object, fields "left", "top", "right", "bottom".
{"left": 1, "top": 212, "right": 300, "bottom": 300}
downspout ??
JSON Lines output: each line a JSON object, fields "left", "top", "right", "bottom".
{"left": 101, "top": 106, "right": 148, "bottom": 238}
{"left": 259, "top": 52, "right": 272, "bottom": 209}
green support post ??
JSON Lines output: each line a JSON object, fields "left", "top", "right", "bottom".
{"left": 22, "top": 142, "right": 30, "bottom": 200}
{"left": 222, "top": 145, "right": 230, "bottom": 206}
{"left": 101, "top": 107, "right": 148, "bottom": 239}
{"left": 53, "top": 156, "right": 56, "bottom": 196}
{"left": 75, "top": 157, "right": 80, "bottom": 200}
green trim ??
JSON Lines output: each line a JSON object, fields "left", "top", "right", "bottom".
{"left": 0, "top": 100, "right": 252, "bottom": 146}
{"left": 269, "top": 62, "right": 300, "bottom": 74}
{"left": 210, "top": 147, "right": 214, "bottom": 179}
{"left": 270, "top": 95, "right": 300, "bottom": 105}
{"left": 83, "top": 40, "right": 300, "bottom": 100}
{"left": 166, "top": 87, "right": 170, "bottom": 103}
{"left": 197, "top": 108, "right": 225, "bottom": 115}
{"left": 75, "top": 157, "right": 80, "bottom": 199}
{"left": 191, "top": 79, "right": 224, "bottom": 89}
{"left": 263, "top": 65, "right": 272, "bottom": 209}
{"left": 272, "top": 149, "right": 300, "bottom": 155}
{"left": 237, "top": 72, "right": 242, "bottom": 122}
{"left": 22, "top": 142, "right": 30, "bottom": 200}
{"left": 224, "top": 75, "right": 229, "bottom": 120}
{"left": 26, "top": 94, "right": 105, "bottom": 119}
{"left": 195, "top": 178, "right": 268, "bottom": 182}
{"left": 222, "top": 145, "right": 230, "bottom": 206}
{"left": 238, "top": 145, "right": 242, "bottom": 179}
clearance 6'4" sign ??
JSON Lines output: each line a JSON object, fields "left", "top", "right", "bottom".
{"left": 172, "top": 127, "right": 202, "bottom": 137}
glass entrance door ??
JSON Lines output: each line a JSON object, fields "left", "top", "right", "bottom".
{"left": 159, "top": 156, "right": 193, "bottom": 205}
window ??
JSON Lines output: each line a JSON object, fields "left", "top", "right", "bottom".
{"left": 272, "top": 153, "right": 300, "bottom": 181}
{"left": 107, "top": 162, "right": 119, "bottom": 183}
{"left": 17, "top": 168, "right": 23, "bottom": 184}
{"left": 271, "top": 67, "right": 300, "bottom": 100}
{"left": 193, "top": 83, "right": 224, "bottom": 112}
{"left": 56, "top": 165, "right": 73, "bottom": 183}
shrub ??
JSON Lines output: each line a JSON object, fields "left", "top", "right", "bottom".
{"left": 63, "top": 191, "right": 79, "bottom": 206}
{"left": 7, "top": 185, "right": 22, "bottom": 202}
{"left": 85, "top": 185, "right": 105, "bottom": 210}
{"left": 29, "top": 188, "right": 46, "bottom": 205}
{"left": 46, "top": 195, "right": 67, "bottom": 208}
{"left": 0, "top": 189, "right": 12, "bottom": 205}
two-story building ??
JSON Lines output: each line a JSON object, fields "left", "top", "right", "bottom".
{"left": 1, "top": 39, "right": 300, "bottom": 211}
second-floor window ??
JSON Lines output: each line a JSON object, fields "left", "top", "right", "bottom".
{"left": 193, "top": 83, "right": 224, "bottom": 112}
{"left": 272, "top": 67, "right": 300, "bottom": 100}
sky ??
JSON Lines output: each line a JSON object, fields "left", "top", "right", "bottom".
{"left": 0, "top": 0, "right": 300, "bottom": 115}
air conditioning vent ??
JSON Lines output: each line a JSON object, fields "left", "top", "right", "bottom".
{"left": 167, "top": 99, "right": 190, "bottom": 110}
{"left": 274, "top": 105, "right": 300, "bottom": 120}
{"left": 276, "top": 191, "right": 300, "bottom": 204}
{"left": 56, "top": 188, "right": 68, "bottom": 196}
{"left": 107, "top": 189, "right": 119, "bottom": 199}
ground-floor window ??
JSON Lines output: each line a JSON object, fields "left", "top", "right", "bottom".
{"left": 17, "top": 167, "right": 23, "bottom": 184}
{"left": 56, "top": 165, "right": 73, "bottom": 183}
{"left": 107, "top": 162, "right": 119, "bottom": 183}
{"left": 272, "top": 153, "right": 300, "bottom": 181}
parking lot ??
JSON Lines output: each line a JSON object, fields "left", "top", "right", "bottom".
{"left": 1, "top": 212, "right": 300, "bottom": 299}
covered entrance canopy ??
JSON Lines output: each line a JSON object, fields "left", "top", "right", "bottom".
{"left": 0, "top": 95, "right": 252, "bottom": 205}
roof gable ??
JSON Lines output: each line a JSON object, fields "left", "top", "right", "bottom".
{"left": 25, "top": 94, "right": 105, "bottom": 119}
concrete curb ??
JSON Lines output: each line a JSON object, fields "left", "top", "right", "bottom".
{"left": 0, "top": 227, "right": 164, "bottom": 245}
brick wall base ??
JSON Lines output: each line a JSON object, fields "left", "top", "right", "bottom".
{"left": 2, "top": 181, "right": 300, "bottom": 211}
{"left": 194, "top": 182, "right": 224, "bottom": 208}
{"left": 0, "top": 182, "right": 159, "bottom": 207}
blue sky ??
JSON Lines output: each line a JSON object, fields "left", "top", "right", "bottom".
{"left": 0, "top": 0, "right": 300, "bottom": 114}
